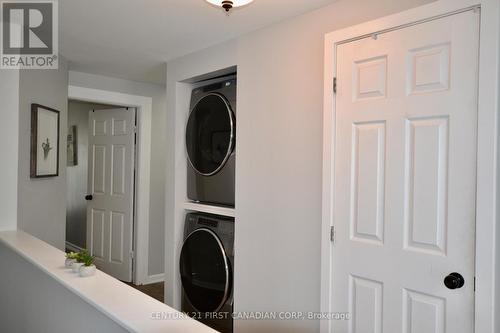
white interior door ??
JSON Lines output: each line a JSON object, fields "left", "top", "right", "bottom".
{"left": 331, "top": 10, "right": 479, "bottom": 333}
{"left": 87, "top": 108, "right": 136, "bottom": 282}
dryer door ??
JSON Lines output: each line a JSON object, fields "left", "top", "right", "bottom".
{"left": 186, "top": 93, "right": 235, "bottom": 176}
{"left": 180, "top": 228, "right": 231, "bottom": 313}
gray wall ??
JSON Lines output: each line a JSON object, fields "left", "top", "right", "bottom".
{"left": 69, "top": 71, "right": 167, "bottom": 277}
{"left": 0, "top": 241, "right": 128, "bottom": 333}
{"left": 66, "top": 100, "right": 118, "bottom": 249}
{"left": 165, "top": 0, "right": 435, "bottom": 332}
{"left": 0, "top": 70, "right": 19, "bottom": 231}
{"left": 17, "top": 60, "right": 69, "bottom": 250}
{"left": 496, "top": 1, "right": 500, "bottom": 330}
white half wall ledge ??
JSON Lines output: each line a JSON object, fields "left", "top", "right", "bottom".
{"left": 0, "top": 230, "right": 216, "bottom": 333}
{"left": 68, "top": 85, "right": 153, "bottom": 285}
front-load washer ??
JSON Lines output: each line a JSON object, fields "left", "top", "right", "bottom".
{"left": 180, "top": 213, "right": 234, "bottom": 333}
{"left": 186, "top": 76, "right": 236, "bottom": 207}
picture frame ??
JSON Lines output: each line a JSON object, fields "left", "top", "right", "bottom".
{"left": 30, "top": 104, "right": 60, "bottom": 178}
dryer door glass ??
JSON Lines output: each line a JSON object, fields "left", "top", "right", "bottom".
{"left": 180, "top": 229, "right": 231, "bottom": 312}
{"left": 186, "top": 93, "right": 235, "bottom": 176}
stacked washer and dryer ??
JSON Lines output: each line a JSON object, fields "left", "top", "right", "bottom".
{"left": 180, "top": 76, "right": 236, "bottom": 333}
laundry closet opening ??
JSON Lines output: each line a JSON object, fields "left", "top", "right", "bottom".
{"left": 171, "top": 66, "right": 237, "bottom": 333}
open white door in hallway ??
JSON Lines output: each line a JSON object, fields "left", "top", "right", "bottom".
{"left": 87, "top": 108, "right": 136, "bottom": 282}
{"left": 330, "top": 9, "right": 479, "bottom": 333}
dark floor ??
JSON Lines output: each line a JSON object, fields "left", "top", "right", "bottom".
{"left": 124, "top": 281, "right": 164, "bottom": 303}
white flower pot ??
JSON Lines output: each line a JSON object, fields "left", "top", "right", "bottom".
{"left": 72, "top": 262, "right": 84, "bottom": 273}
{"left": 65, "top": 258, "right": 76, "bottom": 268}
{"left": 79, "top": 265, "right": 96, "bottom": 277}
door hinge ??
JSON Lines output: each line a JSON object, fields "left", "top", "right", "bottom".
{"left": 473, "top": 276, "right": 476, "bottom": 291}
{"left": 333, "top": 77, "right": 337, "bottom": 94}
{"left": 130, "top": 251, "right": 134, "bottom": 260}
{"left": 330, "top": 226, "right": 336, "bottom": 244}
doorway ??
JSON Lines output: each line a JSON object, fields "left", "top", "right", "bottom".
{"left": 323, "top": 8, "right": 479, "bottom": 333}
{"left": 66, "top": 100, "right": 137, "bottom": 282}
{"left": 67, "top": 85, "right": 154, "bottom": 285}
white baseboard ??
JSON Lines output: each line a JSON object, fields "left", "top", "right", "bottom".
{"left": 143, "top": 273, "right": 165, "bottom": 285}
{"left": 65, "top": 241, "right": 85, "bottom": 253}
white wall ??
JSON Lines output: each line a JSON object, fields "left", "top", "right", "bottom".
{"left": 69, "top": 71, "right": 167, "bottom": 277}
{"left": 0, "top": 240, "right": 128, "bottom": 333}
{"left": 66, "top": 100, "right": 119, "bottom": 249}
{"left": 496, "top": 0, "right": 500, "bottom": 328}
{"left": 17, "top": 59, "right": 69, "bottom": 250}
{"left": 165, "top": 0, "right": 435, "bottom": 332}
{"left": 0, "top": 70, "right": 20, "bottom": 231}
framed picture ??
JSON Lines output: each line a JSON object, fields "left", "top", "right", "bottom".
{"left": 67, "top": 125, "right": 77, "bottom": 166}
{"left": 30, "top": 104, "right": 60, "bottom": 178}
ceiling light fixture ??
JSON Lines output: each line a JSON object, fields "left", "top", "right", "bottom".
{"left": 205, "top": 0, "right": 255, "bottom": 13}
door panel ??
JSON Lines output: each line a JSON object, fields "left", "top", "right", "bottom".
{"left": 402, "top": 289, "right": 445, "bottom": 333}
{"left": 91, "top": 209, "right": 105, "bottom": 260}
{"left": 110, "top": 211, "right": 125, "bottom": 264}
{"left": 92, "top": 145, "right": 106, "bottom": 194}
{"left": 87, "top": 108, "right": 135, "bottom": 282}
{"left": 331, "top": 10, "right": 479, "bottom": 333}
{"left": 111, "top": 144, "right": 126, "bottom": 195}
{"left": 404, "top": 117, "right": 449, "bottom": 255}
{"left": 349, "top": 275, "right": 383, "bottom": 333}
{"left": 350, "top": 121, "right": 386, "bottom": 245}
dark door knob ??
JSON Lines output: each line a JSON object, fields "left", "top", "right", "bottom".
{"left": 444, "top": 272, "right": 465, "bottom": 289}
{"left": 85, "top": 195, "right": 93, "bottom": 201}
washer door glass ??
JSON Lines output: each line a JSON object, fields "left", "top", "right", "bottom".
{"left": 180, "top": 229, "right": 231, "bottom": 312}
{"left": 186, "top": 93, "right": 235, "bottom": 176}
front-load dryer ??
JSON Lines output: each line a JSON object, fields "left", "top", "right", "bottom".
{"left": 186, "top": 76, "right": 236, "bottom": 207}
{"left": 180, "top": 213, "right": 234, "bottom": 333}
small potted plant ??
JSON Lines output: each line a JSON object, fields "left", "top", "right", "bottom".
{"left": 71, "top": 250, "right": 87, "bottom": 273}
{"left": 65, "top": 252, "right": 79, "bottom": 268}
{"left": 79, "top": 251, "right": 96, "bottom": 277}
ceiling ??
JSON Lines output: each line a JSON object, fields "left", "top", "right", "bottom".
{"left": 60, "top": 0, "right": 339, "bottom": 85}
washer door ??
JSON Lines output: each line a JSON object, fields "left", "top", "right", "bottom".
{"left": 180, "top": 228, "right": 231, "bottom": 313}
{"left": 186, "top": 93, "right": 235, "bottom": 176}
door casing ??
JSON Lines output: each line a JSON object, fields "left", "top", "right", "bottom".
{"left": 321, "top": 1, "right": 500, "bottom": 333}
{"left": 68, "top": 86, "right": 155, "bottom": 285}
